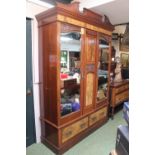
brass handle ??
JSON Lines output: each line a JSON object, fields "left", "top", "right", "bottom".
{"left": 80, "top": 123, "right": 86, "bottom": 129}
{"left": 65, "top": 130, "right": 72, "bottom": 137}
{"left": 92, "top": 117, "right": 97, "bottom": 121}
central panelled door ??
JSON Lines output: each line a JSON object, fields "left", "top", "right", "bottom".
{"left": 83, "top": 30, "right": 98, "bottom": 114}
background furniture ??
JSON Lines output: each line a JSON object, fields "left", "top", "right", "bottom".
{"left": 110, "top": 80, "right": 129, "bottom": 119}
{"left": 121, "top": 67, "right": 129, "bottom": 79}
{"left": 36, "top": 2, "right": 114, "bottom": 154}
{"left": 109, "top": 102, "right": 129, "bottom": 155}
{"left": 115, "top": 125, "right": 129, "bottom": 155}
{"left": 123, "top": 102, "right": 129, "bottom": 125}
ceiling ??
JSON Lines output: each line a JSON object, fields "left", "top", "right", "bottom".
{"left": 40, "top": 0, "right": 73, "bottom": 4}
{"left": 39, "top": 0, "right": 129, "bottom": 25}
{"left": 90, "top": 0, "right": 129, "bottom": 25}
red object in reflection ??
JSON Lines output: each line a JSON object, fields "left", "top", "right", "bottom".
{"left": 60, "top": 73, "right": 68, "bottom": 79}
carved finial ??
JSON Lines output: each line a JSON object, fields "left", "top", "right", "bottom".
{"left": 103, "top": 15, "right": 113, "bottom": 26}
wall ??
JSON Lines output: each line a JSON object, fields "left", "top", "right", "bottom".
{"left": 26, "top": 1, "right": 49, "bottom": 143}
{"left": 112, "top": 25, "right": 127, "bottom": 57}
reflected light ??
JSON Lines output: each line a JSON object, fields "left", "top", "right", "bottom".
{"left": 61, "top": 37, "right": 73, "bottom": 42}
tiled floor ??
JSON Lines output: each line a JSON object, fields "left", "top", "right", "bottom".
{"left": 27, "top": 110, "right": 126, "bottom": 155}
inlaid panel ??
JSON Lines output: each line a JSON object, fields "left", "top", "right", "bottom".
{"left": 85, "top": 73, "right": 94, "bottom": 106}
{"left": 86, "top": 36, "right": 96, "bottom": 62}
{"left": 56, "top": 14, "right": 112, "bottom": 36}
{"left": 89, "top": 106, "right": 107, "bottom": 126}
{"left": 97, "top": 107, "right": 107, "bottom": 120}
{"left": 62, "top": 117, "right": 88, "bottom": 143}
{"left": 89, "top": 111, "right": 98, "bottom": 126}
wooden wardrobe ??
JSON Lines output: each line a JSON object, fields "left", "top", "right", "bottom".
{"left": 36, "top": 2, "right": 114, "bottom": 154}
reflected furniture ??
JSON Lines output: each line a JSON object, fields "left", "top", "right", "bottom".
{"left": 36, "top": 2, "right": 114, "bottom": 154}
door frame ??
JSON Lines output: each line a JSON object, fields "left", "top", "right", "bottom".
{"left": 26, "top": 17, "right": 36, "bottom": 147}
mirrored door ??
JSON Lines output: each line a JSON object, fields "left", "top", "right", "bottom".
{"left": 96, "top": 36, "right": 110, "bottom": 103}
{"left": 60, "top": 24, "right": 82, "bottom": 117}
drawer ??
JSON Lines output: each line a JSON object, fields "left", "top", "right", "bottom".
{"left": 115, "top": 84, "right": 129, "bottom": 94}
{"left": 115, "top": 90, "right": 129, "bottom": 104}
{"left": 97, "top": 107, "right": 107, "bottom": 120}
{"left": 89, "top": 107, "right": 107, "bottom": 126}
{"left": 89, "top": 112, "right": 99, "bottom": 126}
{"left": 62, "top": 117, "right": 88, "bottom": 143}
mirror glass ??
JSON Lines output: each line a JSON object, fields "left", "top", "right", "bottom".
{"left": 60, "top": 24, "right": 81, "bottom": 117}
{"left": 97, "top": 37, "right": 110, "bottom": 102}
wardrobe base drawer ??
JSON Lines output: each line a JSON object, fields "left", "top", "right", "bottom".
{"left": 61, "top": 117, "right": 88, "bottom": 143}
{"left": 89, "top": 106, "right": 107, "bottom": 126}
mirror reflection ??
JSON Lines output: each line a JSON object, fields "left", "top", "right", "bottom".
{"left": 97, "top": 37, "right": 109, "bottom": 102}
{"left": 60, "top": 26, "right": 81, "bottom": 117}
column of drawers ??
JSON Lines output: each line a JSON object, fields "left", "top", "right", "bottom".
{"left": 110, "top": 80, "right": 129, "bottom": 119}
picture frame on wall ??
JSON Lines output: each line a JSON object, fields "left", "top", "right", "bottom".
{"left": 121, "top": 53, "right": 129, "bottom": 68}
{"left": 119, "top": 24, "right": 129, "bottom": 52}
{"left": 112, "top": 33, "right": 118, "bottom": 40}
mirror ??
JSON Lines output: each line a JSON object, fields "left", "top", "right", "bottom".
{"left": 60, "top": 24, "right": 81, "bottom": 117}
{"left": 97, "top": 37, "right": 110, "bottom": 102}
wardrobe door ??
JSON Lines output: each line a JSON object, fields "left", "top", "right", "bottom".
{"left": 83, "top": 30, "right": 98, "bottom": 114}
{"left": 96, "top": 35, "right": 111, "bottom": 107}
{"left": 59, "top": 23, "right": 84, "bottom": 124}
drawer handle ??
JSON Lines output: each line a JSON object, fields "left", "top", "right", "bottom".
{"left": 65, "top": 130, "right": 72, "bottom": 137}
{"left": 80, "top": 123, "right": 86, "bottom": 129}
{"left": 91, "top": 117, "right": 97, "bottom": 121}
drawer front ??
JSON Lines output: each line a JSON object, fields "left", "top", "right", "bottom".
{"left": 89, "top": 107, "right": 107, "bottom": 126}
{"left": 115, "top": 84, "right": 129, "bottom": 94}
{"left": 97, "top": 107, "right": 107, "bottom": 120}
{"left": 62, "top": 117, "right": 88, "bottom": 143}
{"left": 115, "top": 90, "right": 129, "bottom": 104}
{"left": 89, "top": 112, "right": 99, "bottom": 126}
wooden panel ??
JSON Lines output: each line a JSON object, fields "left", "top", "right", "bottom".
{"left": 115, "top": 90, "right": 129, "bottom": 104}
{"left": 97, "top": 107, "right": 107, "bottom": 120}
{"left": 85, "top": 73, "right": 94, "bottom": 106}
{"left": 62, "top": 117, "right": 88, "bottom": 143}
{"left": 89, "top": 107, "right": 107, "bottom": 126}
{"left": 89, "top": 111, "right": 98, "bottom": 126}
{"left": 41, "top": 121, "right": 59, "bottom": 146}
{"left": 86, "top": 35, "right": 96, "bottom": 62}
{"left": 61, "top": 23, "right": 80, "bottom": 33}
{"left": 40, "top": 22, "right": 60, "bottom": 125}
{"left": 96, "top": 99, "right": 108, "bottom": 108}
{"left": 57, "top": 15, "right": 112, "bottom": 36}
{"left": 110, "top": 80, "right": 129, "bottom": 88}
{"left": 86, "top": 64, "right": 95, "bottom": 72}
{"left": 83, "top": 30, "right": 97, "bottom": 112}
{"left": 115, "top": 84, "right": 129, "bottom": 94}
{"left": 60, "top": 110, "right": 81, "bottom": 125}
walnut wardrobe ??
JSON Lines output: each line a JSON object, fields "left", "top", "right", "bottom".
{"left": 36, "top": 2, "right": 114, "bottom": 154}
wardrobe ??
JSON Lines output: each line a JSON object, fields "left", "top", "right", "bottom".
{"left": 36, "top": 2, "right": 114, "bottom": 154}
